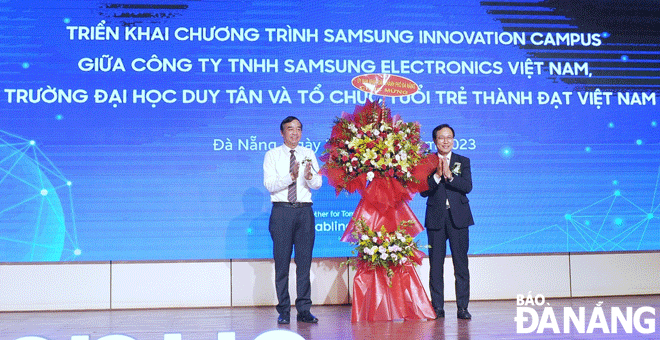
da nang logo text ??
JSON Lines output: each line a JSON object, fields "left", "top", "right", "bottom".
{"left": 514, "top": 293, "right": 656, "bottom": 334}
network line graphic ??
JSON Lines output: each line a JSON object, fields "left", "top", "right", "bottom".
{"left": 477, "top": 166, "right": 660, "bottom": 254}
{"left": 0, "top": 130, "right": 80, "bottom": 261}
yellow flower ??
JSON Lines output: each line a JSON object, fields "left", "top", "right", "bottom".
{"left": 347, "top": 137, "right": 360, "bottom": 150}
{"left": 362, "top": 148, "right": 376, "bottom": 161}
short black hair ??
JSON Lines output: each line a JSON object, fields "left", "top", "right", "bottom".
{"left": 432, "top": 124, "right": 455, "bottom": 140}
{"left": 280, "top": 116, "right": 302, "bottom": 132}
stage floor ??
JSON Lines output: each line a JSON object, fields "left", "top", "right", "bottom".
{"left": 1, "top": 295, "right": 658, "bottom": 340}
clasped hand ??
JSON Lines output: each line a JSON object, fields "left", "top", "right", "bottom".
{"left": 291, "top": 161, "right": 313, "bottom": 181}
{"left": 436, "top": 157, "right": 453, "bottom": 181}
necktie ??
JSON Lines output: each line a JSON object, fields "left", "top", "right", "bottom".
{"left": 445, "top": 156, "right": 451, "bottom": 209}
{"left": 288, "top": 150, "right": 297, "bottom": 203}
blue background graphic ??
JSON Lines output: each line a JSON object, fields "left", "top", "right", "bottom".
{"left": 0, "top": 0, "right": 658, "bottom": 261}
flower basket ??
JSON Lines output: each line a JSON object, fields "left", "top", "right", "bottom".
{"left": 321, "top": 99, "right": 437, "bottom": 322}
{"left": 344, "top": 219, "right": 425, "bottom": 282}
{"left": 320, "top": 99, "right": 436, "bottom": 241}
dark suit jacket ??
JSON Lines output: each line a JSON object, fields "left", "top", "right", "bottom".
{"left": 420, "top": 152, "right": 474, "bottom": 230}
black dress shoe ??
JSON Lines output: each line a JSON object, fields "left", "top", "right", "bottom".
{"left": 434, "top": 308, "right": 445, "bottom": 319}
{"left": 457, "top": 308, "right": 472, "bottom": 320}
{"left": 277, "top": 312, "right": 290, "bottom": 324}
{"left": 297, "top": 311, "right": 319, "bottom": 323}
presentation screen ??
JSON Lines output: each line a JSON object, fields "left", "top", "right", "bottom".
{"left": 1, "top": 0, "right": 658, "bottom": 262}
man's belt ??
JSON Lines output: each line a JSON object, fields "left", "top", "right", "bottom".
{"left": 273, "top": 202, "right": 313, "bottom": 208}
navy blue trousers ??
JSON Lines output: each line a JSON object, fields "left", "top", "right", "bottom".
{"left": 269, "top": 204, "right": 315, "bottom": 314}
{"left": 426, "top": 208, "right": 470, "bottom": 311}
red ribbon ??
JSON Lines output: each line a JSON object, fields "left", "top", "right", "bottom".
{"left": 341, "top": 198, "right": 424, "bottom": 242}
{"left": 351, "top": 262, "right": 436, "bottom": 322}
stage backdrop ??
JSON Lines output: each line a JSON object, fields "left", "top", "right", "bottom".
{"left": 1, "top": 0, "right": 658, "bottom": 262}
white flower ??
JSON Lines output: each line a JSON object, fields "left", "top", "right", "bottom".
{"left": 347, "top": 137, "right": 359, "bottom": 149}
{"left": 380, "top": 253, "right": 389, "bottom": 260}
{"left": 372, "top": 236, "right": 378, "bottom": 243}
{"left": 364, "top": 247, "right": 373, "bottom": 255}
{"left": 372, "top": 129, "right": 380, "bottom": 136}
{"left": 361, "top": 235, "right": 370, "bottom": 241}
{"left": 366, "top": 171, "right": 375, "bottom": 181}
{"left": 390, "top": 253, "right": 398, "bottom": 260}
{"left": 371, "top": 246, "right": 379, "bottom": 254}
{"left": 378, "top": 246, "right": 387, "bottom": 254}
{"left": 400, "top": 257, "right": 408, "bottom": 264}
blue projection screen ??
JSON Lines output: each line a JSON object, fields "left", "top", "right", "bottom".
{"left": 1, "top": 0, "right": 658, "bottom": 262}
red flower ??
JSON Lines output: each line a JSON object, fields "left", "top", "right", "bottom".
{"left": 320, "top": 99, "right": 431, "bottom": 197}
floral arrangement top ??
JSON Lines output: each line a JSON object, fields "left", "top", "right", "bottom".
{"left": 346, "top": 219, "right": 425, "bottom": 280}
{"left": 320, "top": 99, "right": 431, "bottom": 197}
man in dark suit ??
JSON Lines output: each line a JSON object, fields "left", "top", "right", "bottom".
{"left": 420, "top": 124, "right": 474, "bottom": 320}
